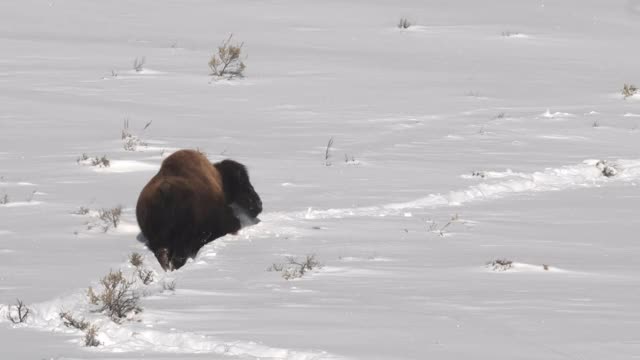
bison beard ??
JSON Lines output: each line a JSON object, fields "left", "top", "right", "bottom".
{"left": 136, "top": 150, "right": 262, "bottom": 271}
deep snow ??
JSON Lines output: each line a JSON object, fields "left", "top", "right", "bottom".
{"left": 1, "top": 0, "right": 639, "bottom": 359}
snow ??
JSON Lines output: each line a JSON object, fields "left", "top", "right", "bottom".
{"left": 88, "top": 160, "right": 158, "bottom": 173}
{"left": 1, "top": 0, "right": 639, "bottom": 359}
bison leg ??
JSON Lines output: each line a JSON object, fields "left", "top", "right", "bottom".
{"left": 201, "top": 206, "right": 241, "bottom": 245}
{"left": 153, "top": 248, "right": 172, "bottom": 271}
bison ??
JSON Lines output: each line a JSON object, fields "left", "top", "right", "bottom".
{"left": 136, "top": 149, "right": 262, "bottom": 270}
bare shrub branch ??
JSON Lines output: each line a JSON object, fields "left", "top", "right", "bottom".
{"left": 59, "top": 311, "right": 89, "bottom": 330}
{"left": 6, "top": 299, "right": 30, "bottom": 324}
{"left": 133, "top": 57, "right": 146, "bottom": 72}
{"left": 324, "top": 137, "right": 334, "bottom": 166}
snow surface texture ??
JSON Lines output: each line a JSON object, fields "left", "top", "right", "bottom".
{"left": 1, "top": 0, "right": 640, "bottom": 359}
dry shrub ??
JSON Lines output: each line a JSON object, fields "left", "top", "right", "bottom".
{"left": 87, "top": 270, "right": 141, "bottom": 323}
{"left": 324, "top": 137, "right": 334, "bottom": 166}
{"left": 84, "top": 324, "right": 101, "bottom": 347}
{"left": 208, "top": 34, "right": 245, "bottom": 79}
{"left": 622, "top": 84, "right": 638, "bottom": 98}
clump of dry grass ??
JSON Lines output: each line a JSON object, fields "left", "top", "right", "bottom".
{"left": 426, "top": 214, "right": 460, "bottom": 237}
{"left": 133, "top": 57, "right": 145, "bottom": 72}
{"left": 622, "top": 84, "right": 638, "bottom": 99}
{"left": 267, "top": 254, "right": 323, "bottom": 280}
{"left": 77, "top": 153, "right": 110, "bottom": 167}
{"left": 72, "top": 206, "right": 90, "bottom": 215}
{"left": 596, "top": 160, "right": 618, "bottom": 177}
{"left": 487, "top": 259, "right": 513, "bottom": 272}
{"left": 98, "top": 206, "right": 122, "bottom": 231}
{"left": 163, "top": 280, "right": 177, "bottom": 292}
{"left": 128, "top": 252, "right": 155, "bottom": 285}
{"left": 398, "top": 18, "right": 411, "bottom": 29}
{"left": 122, "top": 118, "right": 148, "bottom": 151}
{"left": 92, "top": 155, "right": 110, "bottom": 167}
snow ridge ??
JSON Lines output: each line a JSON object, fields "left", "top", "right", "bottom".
{"left": 270, "top": 159, "right": 640, "bottom": 220}
{"left": 0, "top": 277, "right": 343, "bottom": 360}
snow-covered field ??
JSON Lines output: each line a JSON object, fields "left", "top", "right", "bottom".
{"left": 1, "top": 0, "right": 639, "bottom": 359}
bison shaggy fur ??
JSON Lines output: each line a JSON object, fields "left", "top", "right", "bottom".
{"left": 136, "top": 149, "right": 262, "bottom": 270}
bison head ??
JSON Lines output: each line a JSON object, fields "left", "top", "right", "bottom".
{"left": 214, "top": 159, "right": 262, "bottom": 218}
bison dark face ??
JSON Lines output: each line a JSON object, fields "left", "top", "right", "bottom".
{"left": 214, "top": 159, "right": 263, "bottom": 218}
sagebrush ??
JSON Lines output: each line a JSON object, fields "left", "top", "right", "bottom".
{"left": 87, "top": 270, "right": 141, "bottom": 323}
{"left": 98, "top": 206, "right": 122, "bottom": 232}
{"left": 208, "top": 34, "right": 245, "bottom": 79}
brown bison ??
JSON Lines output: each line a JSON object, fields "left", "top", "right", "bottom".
{"left": 136, "top": 149, "right": 262, "bottom": 270}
